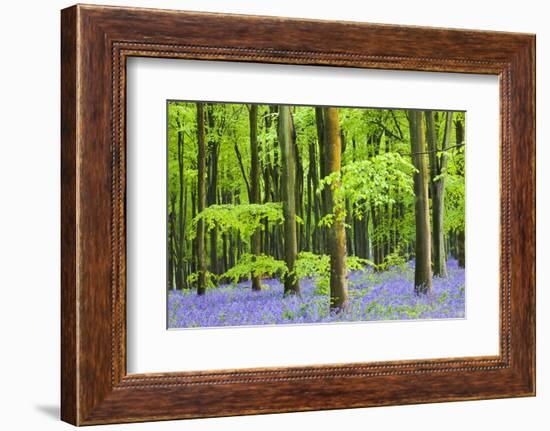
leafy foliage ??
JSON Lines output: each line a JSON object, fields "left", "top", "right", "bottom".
{"left": 295, "top": 252, "right": 330, "bottom": 280}
{"left": 378, "top": 250, "right": 409, "bottom": 271}
{"left": 192, "top": 203, "right": 284, "bottom": 241}
{"left": 444, "top": 173, "right": 466, "bottom": 233}
{"left": 186, "top": 270, "right": 217, "bottom": 290}
{"left": 317, "top": 152, "right": 415, "bottom": 227}
{"left": 295, "top": 252, "right": 374, "bottom": 295}
{"left": 341, "top": 153, "right": 415, "bottom": 217}
{"left": 222, "top": 254, "right": 288, "bottom": 283}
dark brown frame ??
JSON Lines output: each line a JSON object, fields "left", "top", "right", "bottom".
{"left": 61, "top": 4, "right": 536, "bottom": 426}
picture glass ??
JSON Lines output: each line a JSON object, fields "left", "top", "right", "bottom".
{"left": 166, "top": 101, "right": 466, "bottom": 329}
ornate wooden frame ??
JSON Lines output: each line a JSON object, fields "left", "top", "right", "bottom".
{"left": 61, "top": 4, "right": 536, "bottom": 425}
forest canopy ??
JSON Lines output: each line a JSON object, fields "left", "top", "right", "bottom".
{"left": 167, "top": 101, "right": 466, "bottom": 328}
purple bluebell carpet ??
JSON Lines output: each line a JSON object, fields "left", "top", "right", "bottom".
{"left": 168, "top": 259, "right": 465, "bottom": 329}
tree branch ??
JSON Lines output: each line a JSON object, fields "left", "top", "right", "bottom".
{"left": 370, "top": 119, "right": 404, "bottom": 142}
{"left": 401, "top": 143, "right": 465, "bottom": 157}
{"left": 389, "top": 110, "right": 404, "bottom": 140}
{"left": 234, "top": 141, "right": 251, "bottom": 200}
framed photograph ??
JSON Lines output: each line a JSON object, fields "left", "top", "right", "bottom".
{"left": 61, "top": 4, "right": 535, "bottom": 425}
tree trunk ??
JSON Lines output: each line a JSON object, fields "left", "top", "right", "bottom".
{"left": 278, "top": 105, "right": 300, "bottom": 296}
{"left": 457, "top": 230, "right": 465, "bottom": 268}
{"left": 168, "top": 195, "right": 177, "bottom": 291}
{"left": 168, "top": 213, "right": 175, "bottom": 290}
{"left": 196, "top": 103, "right": 207, "bottom": 295}
{"left": 308, "top": 138, "right": 323, "bottom": 254}
{"left": 262, "top": 163, "right": 271, "bottom": 255}
{"left": 262, "top": 116, "right": 272, "bottom": 256}
{"left": 249, "top": 104, "right": 262, "bottom": 291}
{"left": 190, "top": 187, "right": 197, "bottom": 275}
{"left": 364, "top": 212, "right": 370, "bottom": 260}
{"left": 425, "top": 111, "right": 452, "bottom": 277}
{"left": 293, "top": 134, "right": 304, "bottom": 252}
{"left": 206, "top": 105, "right": 220, "bottom": 276}
{"left": 345, "top": 198, "right": 354, "bottom": 256}
{"left": 408, "top": 110, "right": 432, "bottom": 295}
{"left": 176, "top": 129, "right": 187, "bottom": 289}
{"left": 323, "top": 107, "right": 349, "bottom": 312}
{"left": 306, "top": 140, "right": 314, "bottom": 251}
{"left": 455, "top": 116, "right": 466, "bottom": 268}
{"left": 371, "top": 205, "right": 382, "bottom": 268}
{"left": 220, "top": 190, "right": 230, "bottom": 275}
{"left": 270, "top": 105, "right": 284, "bottom": 260}
{"left": 455, "top": 117, "right": 464, "bottom": 147}
{"left": 315, "top": 108, "right": 328, "bottom": 252}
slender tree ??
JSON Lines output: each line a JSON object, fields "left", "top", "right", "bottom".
{"left": 370, "top": 132, "right": 383, "bottom": 269}
{"left": 278, "top": 105, "right": 300, "bottom": 296}
{"left": 315, "top": 108, "right": 328, "bottom": 249}
{"left": 455, "top": 116, "right": 466, "bottom": 268}
{"left": 323, "top": 107, "right": 349, "bottom": 311}
{"left": 261, "top": 108, "right": 272, "bottom": 255}
{"left": 294, "top": 135, "right": 304, "bottom": 251}
{"left": 190, "top": 186, "right": 197, "bottom": 275}
{"left": 168, "top": 193, "right": 177, "bottom": 291}
{"left": 305, "top": 139, "right": 315, "bottom": 251}
{"left": 425, "top": 110, "right": 453, "bottom": 277}
{"left": 196, "top": 103, "right": 207, "bottom": 295}
{"left": 176, "top": 119, "right": 187, "bottom": 289}
{"left": 408, "top": 110, "right": 432, "bottom": 294}
{"left": 249, "top": 104, "right": 262, "bottom": 291}
{"left": 310, "top": 139, "right": 323, "bottom": 254}
{"left": 206, "top": 105, "right": 220, "bottom": 276}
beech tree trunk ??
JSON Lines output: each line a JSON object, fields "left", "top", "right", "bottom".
{"left": 206, "top": 105, "right": 220, "bottom": 276}
{"left": 308, "top": 137, "right": 323, "bottom": 254}
{"left": 455, "top": 117, "right": 466, "bottom": 268}
{"left": 196, "top": 103, "right": 207, "bottom": 295}
{"left": 294, "top": 137, "right": 304, "bottom": 251}
{"left": 457, "top": 230, "right": 465, "bottom": 268}
{"left": 371, "top": 205, "right": 382, "bottom": 268}
{"left": 425, "top": 110, "right": 453, "bottom": 277}
{"left": 268, "top": 105, "right": 284, "bottom": 260}
{"left": 168, "top": 194, "right": 177, "bottom": 291}
{"left": 306, "top": 140, "right": 314, "bottom": 251}
{"left": 278, "top": 105, "right": 300, "bottom": 296}
{"left": 323, "top": 107, "right": 349, "bottom": 312}
{"left": 176, "top": 126, "right": 186, "bottom": 289}
{"left": 315, "top": 108, "right": 328, "bottom": 250}
{"left": 262, "top": 112, "right": 273, "bottom": 256}
{"left": 249, "top": 104, "right": 262, "bottom": 291}
{"left": 408, "top": 110, "right": 432, "bottom": 295}
{"left": 190, "top": 188, "right": 197, "bottom": 275}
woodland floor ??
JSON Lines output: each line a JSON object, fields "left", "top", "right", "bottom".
{"left": 168, "top": 259, "right": 465, "bottom": 329}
